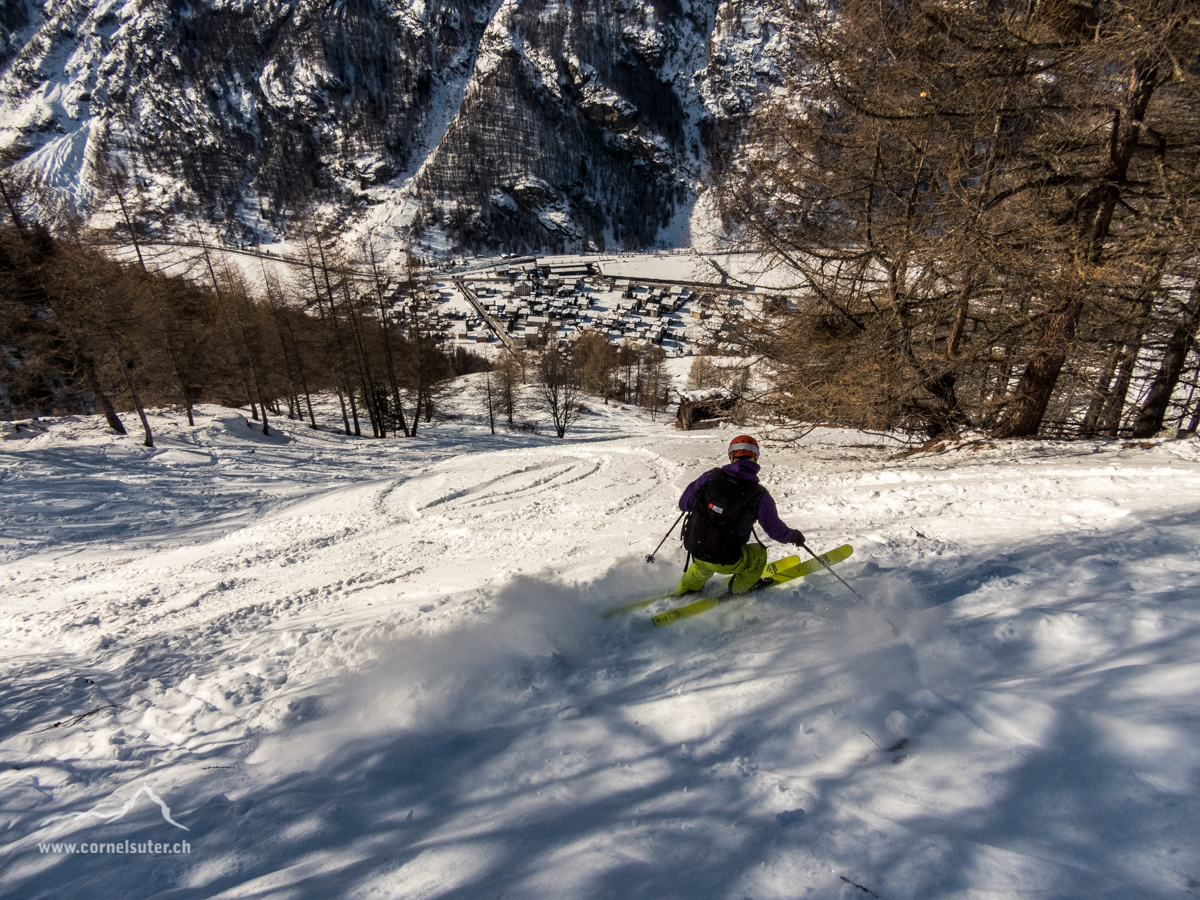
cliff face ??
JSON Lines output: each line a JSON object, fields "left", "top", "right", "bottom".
{"left": 408, "top": 0, "right": 710, "bottom": 253}
{"left": 0, "top": 0, "right": 793, "bottom": 253}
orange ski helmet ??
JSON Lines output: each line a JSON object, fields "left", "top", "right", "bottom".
{"left": 727, "top": 434, "right": 760, "bottom": 462}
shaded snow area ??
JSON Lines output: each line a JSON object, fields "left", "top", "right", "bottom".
{"left": 2, "top": 403, "right": 1200, "bottom": 899}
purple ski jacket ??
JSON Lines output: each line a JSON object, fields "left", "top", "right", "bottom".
{"left": 678, "top": 459, "right": 797, "bottom": 544}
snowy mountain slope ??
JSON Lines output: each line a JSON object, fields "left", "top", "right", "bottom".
{"left": 1, "top": 0, "right": 496, "bottom": 222}
{"left": 0, "top": 0, "right": 793, "bottom": 253}
{"left": 2, "top": 397, "right": 1199, "bottom": 898}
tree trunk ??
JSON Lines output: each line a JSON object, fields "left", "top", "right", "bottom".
{"left": 993, "top": 297, "right": 1083, "bottom": 439}
{"left": 1081, "top": 344, "right": 1121, "bottom": 436}
{"left": 110, "top": 175, "right": 198, "bottom": 427}
{"left": 1131, "top": 280, "right": 1200, "bottom": 437}
{"left": 262, "top": 268, "right": 305, "bottom": 428}
{"left": 278, "top": 299, "right": 317, "bottom": 429}
{"left": 486, "top": 374, "right": 496, "bottom": 434}
{"left": 229, "top": 286, "right": 269, "bottom": 437}
{"left": 1098, "top": 340, "right": 1140, "bottom": 437}
{"left": 199, "top": 234, "right": 261, "bottom": 423}
{"left": 153, "top": 296, "right": 196, "bottom": 427}
{"left": 58, "top": 311, "right": 126, "bottom": 434}
{"left": 81, "top": 348, "right": 126, "bottom": 434}
{"left": 369, "top": 245, "right": 410, "bottom": 437}
{"left": 315, "top": 238, "right": 362, "bottom": 436}
{"left": 1190, "top": 375, "right": 1200, "bottom": 431}
{"left": 341, "top": 281, "right": 382, "bottom": 438}
{"left": 346, "top": 386, "right": 362, "bottom": 436}
{"left": 946, "top": 272, "right": 974, "bottom": 359}
{"left": 993, "top": 62, "right": 1156, "bottom": 439}
{"left": 95, "top": 290, "right": 153, "bottom": 447}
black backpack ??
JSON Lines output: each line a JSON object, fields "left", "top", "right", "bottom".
{"left": 681, "top": 469, "right": 766, "bottom": 565}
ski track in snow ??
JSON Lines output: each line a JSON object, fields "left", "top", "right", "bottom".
{"left": 2, "top": 398, "right": 1200, "bottom": 899}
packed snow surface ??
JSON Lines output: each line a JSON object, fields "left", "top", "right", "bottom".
{"left": 2, "top": 396, "right": 1200, "bottom": 899}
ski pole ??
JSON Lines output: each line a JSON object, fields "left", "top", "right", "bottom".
{"left": 646, "top": 511, "right": 686, "bottom": 564}
{"left": 801, "top": 544, "right": 899, "bottom": 637}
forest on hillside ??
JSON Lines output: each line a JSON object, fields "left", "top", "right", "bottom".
{"left": 717, "top": 0, "right": 1200, "bottom": 440}
{"left": 0, "top": 165, "right": 674, "bottom": 441}
{"left": 0, "top": 165, "right": 501, "bottom": 443}
{"left": 5, "top": 1, "right": 1200, "bottom": 444}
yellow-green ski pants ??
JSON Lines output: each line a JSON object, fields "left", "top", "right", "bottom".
{"left": 675, "top": 543, "right": 768, "bottom": 595}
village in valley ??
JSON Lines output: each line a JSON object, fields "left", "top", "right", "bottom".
{"left": 388, "top": 252, "right": 766, "bottom": 357}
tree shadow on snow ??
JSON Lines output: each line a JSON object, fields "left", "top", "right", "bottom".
{"left": 5, "top": 508, "right": 1200, "bottom": 899}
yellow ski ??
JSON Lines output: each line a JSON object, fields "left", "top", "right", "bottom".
{"left": 651, "top": 545, "right": 854, "bottom": 627}
{"left": 601, "top": 555, "right": 802, "bottom": 619}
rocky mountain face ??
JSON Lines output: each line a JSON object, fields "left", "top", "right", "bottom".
{"left": 0, "top": 0, "right": 791, "bottom": 253}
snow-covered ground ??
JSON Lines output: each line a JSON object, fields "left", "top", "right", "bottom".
{"left": 2, "top": 392, "right": 1200, "bottom": 899}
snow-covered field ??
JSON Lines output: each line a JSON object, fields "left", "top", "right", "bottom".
{"left": 2, "top": 393, "right": 1200, "bottom": 899}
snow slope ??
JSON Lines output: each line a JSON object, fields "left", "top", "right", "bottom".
{"left": 2, "top": 396, "right": 1199, "bottom": 899}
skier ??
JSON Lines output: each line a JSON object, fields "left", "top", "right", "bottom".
{"left": 676, "top": 434, "right": 806, "bottom": 595}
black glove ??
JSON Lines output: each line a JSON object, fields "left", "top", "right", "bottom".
{"left": 791, "top": 530, "right": 806, "bottom": 547}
